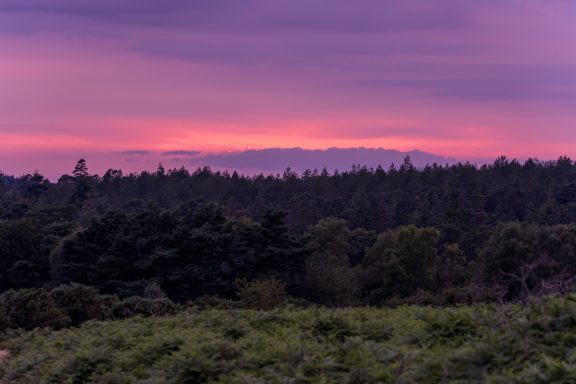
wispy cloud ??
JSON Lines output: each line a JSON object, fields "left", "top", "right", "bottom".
{"left": 161, "top": 150, "right": 200, "bottom": 156}
{"left": 117, "top": 150, "right": 152, "bottom": 155}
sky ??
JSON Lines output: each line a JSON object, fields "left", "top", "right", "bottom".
{"left": 1, "top": 0, "right": 576, "bottom": 178}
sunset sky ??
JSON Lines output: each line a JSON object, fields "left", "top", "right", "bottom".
{"left": 1, "top": 0, "right": 576, "bottom": 178}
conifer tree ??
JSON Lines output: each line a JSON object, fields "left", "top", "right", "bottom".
{"left": 72, "top": 159, "right": 89, "bottom": 178}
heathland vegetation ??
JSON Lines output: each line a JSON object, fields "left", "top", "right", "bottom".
{"left": 3, "top": 296, "right": 576, "bottom": 382}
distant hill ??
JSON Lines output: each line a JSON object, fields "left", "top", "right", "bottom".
{"left": 194, "top": 147, "right": 456, "bottom": 173}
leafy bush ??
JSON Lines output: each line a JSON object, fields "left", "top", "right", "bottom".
{"left": 236, "top": 278, "right": 288, "bottom": 310}
{"left": 113, "top": 296, "right": 178, "bottom": 318}
{"left": 0, "top": 288, "right": 70, "bottom": 331}
{"left": 305, "top": 263, "right": 360, "bottom": 306}
{"left": 50, "top": 284, "right": 117, "bottom": 326}
{"left": 0, "top": 306, "right": 9, "bottom": 332}
{"left": 311, "top": 311, "right": 358, "bottom": 341}
{"left": 423, "top": 311, "right": 479, "bottom": 346}
{"left": 188, "top": 295, "right": 241, "bottom": 310}
{"left": 143, "top": 281, "right": 167, "bottom": 299}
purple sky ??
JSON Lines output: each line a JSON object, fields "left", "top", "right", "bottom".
{"left": 1, "top": 0, "right": 576, "bottom": 178}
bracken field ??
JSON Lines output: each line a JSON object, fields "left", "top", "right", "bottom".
{"left": 2, "top": 295, "right": 576, "bottom": 384}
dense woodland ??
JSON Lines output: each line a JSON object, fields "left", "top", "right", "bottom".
{"left": 2, "top": 156, "right": 576, "bottom": 312}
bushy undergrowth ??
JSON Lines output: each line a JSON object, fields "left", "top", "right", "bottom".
{"left": 0, "top": 285, "right": 180, "bottom": 333}
{"left": 1, "top": 295, "right": 576, "bottom": 383}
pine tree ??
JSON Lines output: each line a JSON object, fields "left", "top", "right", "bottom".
{"left": 71, "top": 159, "right": 91, "bottom": 205}
{"left": 156, "top": 163, "right": 166, "bottom": 177}
{"left": 72, "top": 159, "right": 89, "bottom": 178}
{"left": 399, "top": 155, "right": 415, "bottom": 173}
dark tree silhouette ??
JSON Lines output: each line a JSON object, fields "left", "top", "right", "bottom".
{"left": 72, "top": 159, "right": 89, "bottom": 178}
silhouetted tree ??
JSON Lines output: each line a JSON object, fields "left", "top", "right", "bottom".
{"left": 72, "top": 159, "right": 89, "bottom": 178}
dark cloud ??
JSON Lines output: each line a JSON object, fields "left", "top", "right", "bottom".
{"left": 257, "top": 0, "right": 472, "bottom": 33}
{"left": 0, "top": 0, "right": 478, "bottom": 40}
{"left": 0, "top": 0, "right": 233, "bottom": 15}
{"left": 128, "top": 38, "right": 487, "bottom": 68}
{"left": 118, "top": 150, "right": 151, "bottom": 155}
{"left": 0, "top": 0, "right": 253, "bottom": 29}
{"left": 161, "top": 150, "right": 200, "bottom": 156}
{"left": 195, "top": 147, "right": 455, "bottom": 173}
{"left": 355, "top": 64, "right": 576, "bottom": 102}
{"left": 131, "top": 41, "right": 268, "bottom": 66}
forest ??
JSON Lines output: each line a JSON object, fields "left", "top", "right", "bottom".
{"left": 1, "top": 156, "right": 576, "bottom": 310}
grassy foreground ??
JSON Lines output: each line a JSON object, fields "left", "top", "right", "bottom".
{"left": 2, "top": 296, "right": 576, "bottom": 383}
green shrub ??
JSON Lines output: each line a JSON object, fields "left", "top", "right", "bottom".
{"left": 113, "top": 296, "right": 178, "bottom": 318}
{"left": 50, "top": 284, "right": 117, "bottom": 326}
{"left": 311, "top": 311, "right": 358, "bottom": 341}
{"left": 237, "top": 278, "right": 288, "bottom": 310}
{"left": 424, "top": 311, "right": 479, "bottom": 346}
{"left": 305, "top": 263, "right": 360, "bottom": 306}
{"left": 0, "top": 288, "right": 70, "bottom": 331}
{"left": 143, "top": 281, "right": 168, "bottom": 299}
{"left": 188, "top": 295, "right": 240, "bottom": 310}
{"left": 0, "top": 305, "right": 9, "bottom": 332}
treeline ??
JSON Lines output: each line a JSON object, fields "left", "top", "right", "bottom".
{"left": 1, "top": 201, "right": 576, "bottom": 308}
{"left": 1, "top": 156, "right": 576, "bottom": 308}
{"left": 3, "top": 156, "right": 576, "bottom": 234}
